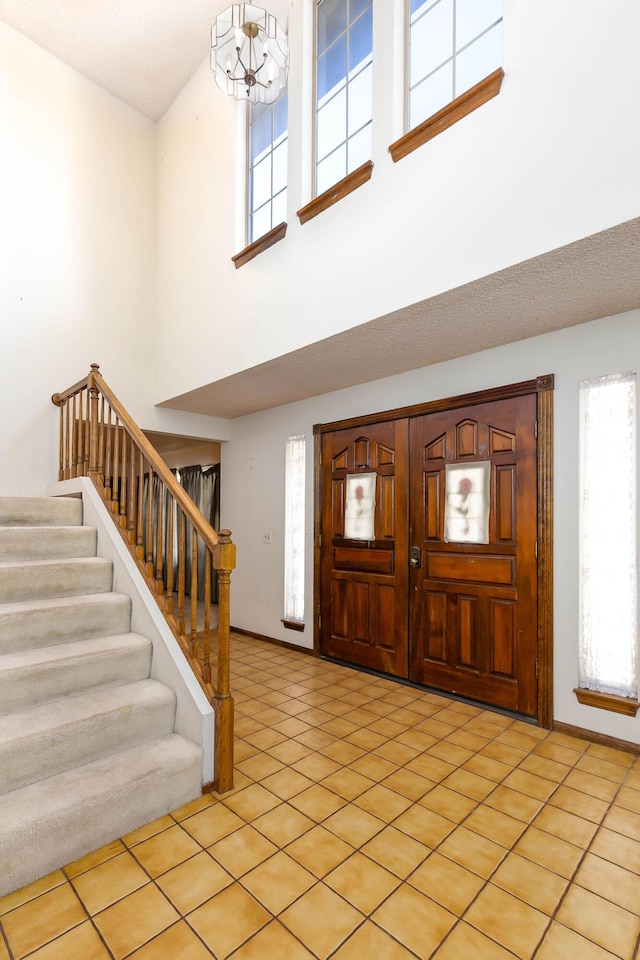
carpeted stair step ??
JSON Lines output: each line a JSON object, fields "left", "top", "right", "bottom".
{"left": 0, "top": 525, "right": 97, "bottom": 561}
{"left": 0, "top": 734, "right": 203, "bottom": 897}
{"left": 0, "top": 679, "right": 177, "bottom": 794}
{"left": 0, "top": 593, "right": 132, "bottom": 654}
{"left": 0, "top": 556, "right": 112, "bottom": 604}
{"left": 0, "top": 496, "right": 82, "bottom": 527}
{"left": 0, "top": 633, "right": 152, "bottom": 715}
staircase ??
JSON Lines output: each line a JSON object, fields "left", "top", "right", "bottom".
{"left": 0, "top": 496, "right": 203, "bottom": 897}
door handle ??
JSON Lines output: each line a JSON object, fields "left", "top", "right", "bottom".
{"left": 409, "top": 546, "right": 421, "bottom": 568}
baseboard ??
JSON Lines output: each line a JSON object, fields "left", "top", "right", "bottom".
{"left": 231, "top": 626, "right": 315, "bottom": 656}
{"left": 553, "top": 720, "right": 640, "bottom": 756}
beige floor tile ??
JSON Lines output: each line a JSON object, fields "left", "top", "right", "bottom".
{"left": 241, "top": 851, "right": 316, "bottom": 913}
{"left": 463, "top": 754, "right": 512, "bottom": 783}
{"left": 280, "top": 882, "right": 363, "bottom": 960}
{"left": 533, "top": 740, "right": 583, "bottom": 767}
{"left": 350, "top": 754, "right": 399, "bottom": 781}
{"left": 234, "top": 740, "right": 262, "bottom": 762}
{"left": 321, "top": 767, "right": 374, "bottom": 800}
{"left": 464, "top": 805, "right": 526, "bottom": 847}
{"left": 479, "top": 740, "right": 527, "bottom": 767}
{"left": 208, "top": 824, "right": 277, "bottom": 877}
{"left": 373, "top": 740, "right": 420, "bottom": 765}
{"left": 433, "top": 921, "right": 519, "bottom": 960}
{"left": 324, "top": 804, "right": 386, "bottom": 846}
{"left": 361, "top": 825, "right": 429, "bottom": 879}
{"left": 260, "top": 767, "right": 315, "bottom": 800}
{"left": 381, "top": 768, "right": 435, "bottom": 801}
{"left": 222, "top": 783, "right": 282, "bottom": 821}
{"left": 532, "top": 805, "right": 599, "bottom": 848}
{"left": 534, "top": 921, "right": 620, "bottom": 960}
{"left": 0, "top": 870, "right": 66, "bottom": 916}
{"left": 396, "top": 728, "right": 438, "bottom": 752}
{"left": 587, "top": 743, "right": 635, "bottom": 768}
{"left": 291, "top": 753, "right": 343, "bottom": 782}
{"left": 405, "top": 753, "right": 456, "bottom": 783}
{"left": 548, "top": 784, "right": 610, "bottom": 823}
{"left": 325, "top": 852, "right": 400, "bottom": 913}
{"left": 464, "top": 883, "right": 548, "bottom": 958}
{"left": 230, "top": 919, "right": 317, "bottom": 960}
{"left": 576, "top": 754, "right": 629, "bottom": 782}
{"left": 589, "top": 826, "right": 640, "bottom": 874}
{"left": 2, "top": 883, "right": 87, "bottom": 959}
{"left": 131, "top": 825, "right": 201, "bottom": 878}
{"left": 251, "top": 803, "right": 314, "bottom": 847}
{"left": 235, "top": 752, "right": 285, "bottom": 781}
{"left": 346, "top": 727, "right": 391, "bottom": 750}
{"left": 427, "top": 739, "right": 473, "bottom": 766}
{"left": 408, "top": 852, "right": 484, "bottom": 914}
{"left": 127, "top": 920, "right": 213, "bottom": 960}
{"left": 123, "top": 815, "right": 174, "bottom": 847}
{"left": 575, "top": 852, "right": 640, "bottom": 914}
{"left": 319, "top": 739, "right": 366, "bottom": 765}
{"left": 562, "top": 769, "right": 619, "bottom": 802}
{"left": 448, "top": 728, "right": 490, "bottom": 752}
{"left": 502, "top": 769, "right": 558, "bottom": 801}
{"left": 419, "top": 783, "right": 477, "bottom": 822}
{"left": 495, "top": 729, "right": 541, "bottom": 753}
{"left": 438, "top": 826, "right": 508, "bottom": 879}
{"left": 94, "top": 883, "right": 179, "bottom": 960}
{"left": 393, "top": 804, "right": 456, "bottom": 847}
{"left": 288, "top": 783, "right": 347, "bottom": 821}
{"left": 373, "top": 883, "right": 455, "bottom": 957}
{"left": 513, "top": 826, "right": 583, "bottom": 879}
{"left": 556, "top": 885, "right": 640, "bottom": 957}
{"left": 353, "top": 784, "right": 413, "bottom": 822}
{"left": 156, "top": 850, "right": 232, "bottom": 913}
{"left": 187, "top": 883, "right": 271, "bottom": 959}
{"left": 442, "top": 769, "right": 495, "bottom": 801}
{"left": 181, "top": 803, "right": 244, "bottom": 847}
{"left": 615, "top": 785, "right": 640, "bottom": 815}
{"left": 171, "top": 794, "right": 217, "bottom": 822}
{"left": 484, "top": 785, "right": 544, "bottom": 822}
{"left": 266, "top": 739, "right": 314, "bottom": 765}
{"left": 285, "top": 824, "right": 354, "bottom": 877}
{"left": 64, "top": 840, "right": 127, "bottom": 880}
{"left": 25, "top": 921, "right": 111, "bottom": 960}
{"left": 72, "top": 851, "right": 149, "bottom": 913}
{"left": 319, "top": 717, "right": 361, "bottom": 737}
{"left": 295, "top": 728, "right": 338, "bottom": 750}
{"left": 491, "top": 852, "right": 568, "bottom": 915}
{"left": 603, "top": 804, "right": 640, "bottom": 842}
{"left": 332, "top": 920, "right": 418, "bottom": 959}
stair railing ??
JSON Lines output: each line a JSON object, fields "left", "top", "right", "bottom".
{"left": 52, "top": 364, "right": 235, "bottom": 793}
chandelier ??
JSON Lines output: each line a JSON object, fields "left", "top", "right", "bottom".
{"left": 211, "top": 4, "right": 289, "bottom": 105}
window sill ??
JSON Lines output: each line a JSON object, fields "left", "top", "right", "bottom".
{"left": 282, "top": 618, "right": 305, "bottom": 633}
{"left": 231, "top": 222, "right": 287, "bottom": 269}
{"left": 297, "top": 160, "right": 374, "bottom": 225}
{"left": 574, "top": 688, "right": 640, "bottom": 717}
{"left": 389, "top": 68, "right": 505, "bottom": 163}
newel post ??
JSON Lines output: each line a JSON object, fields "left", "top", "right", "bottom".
{"left": 87, "top": 363, "right": 100, "bottom": 477}
{"left": 212, "top": 530, "right": 236, "bottom": 793}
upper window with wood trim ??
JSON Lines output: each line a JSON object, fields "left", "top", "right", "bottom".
{"left": 315, "top": 0, "right": 373, "bottom": 196}
{"left": 407, "top": 0, "right": 503, "bottom": 131}
{"left": 248, "top": 91, "right": 288, "bottom": 244}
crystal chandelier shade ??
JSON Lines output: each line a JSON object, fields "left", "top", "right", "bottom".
{"left": 211, "top": 4, "right": 289, "bottom": 105}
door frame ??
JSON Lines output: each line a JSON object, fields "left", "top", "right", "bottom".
{"left": 314, "top": 375, "right": 554, "bottom": 728}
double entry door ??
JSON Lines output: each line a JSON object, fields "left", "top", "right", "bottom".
{"left": 318, "top": 389, "right": 540, "bottom": 718}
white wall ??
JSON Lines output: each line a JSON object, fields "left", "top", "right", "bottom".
{"left": 155, "top": 0, "right": 640, "bottom": 403}
{"left": 0, "top": 22, "right": 229, "bottom": 497}
{"left": 222, "top": 312, "right": 640, "bottom": 745}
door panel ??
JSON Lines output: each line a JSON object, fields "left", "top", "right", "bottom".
{"left": 320, "top": 420, "right": 409, "bottom": 676}
{"left": 409, "top": 395, "right": 538, "bottom": 715}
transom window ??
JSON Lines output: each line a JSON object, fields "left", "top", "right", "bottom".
{"left": 315, "top": 0, "right": 373, "bottom": 196}
{"left": 248, "top": 91, "right": 288, "bottom": 244}
{"left": 408, "top": 0, "right": 503, "bottom": 130}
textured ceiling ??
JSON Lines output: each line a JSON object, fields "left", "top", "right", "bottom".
{"left": 160, "top": 218, "right": 640, "bottom": 418}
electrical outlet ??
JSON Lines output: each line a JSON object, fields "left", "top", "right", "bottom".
{"left": 263, "top": 531, "right": 273, "bottom": 544}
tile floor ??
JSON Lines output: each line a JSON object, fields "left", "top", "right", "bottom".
{"left": 1, "top": 635, "right": 640, "bottom": 960}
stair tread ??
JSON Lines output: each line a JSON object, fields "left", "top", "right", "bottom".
{"left": 0, "top": 496, "right": 83, "bottom": 527}
{"left": 0, "top": 591, "right": 130, "bottom": 614}
{"left": 0, "top": 526, "right": 97, "bottom": 561}
{"left": 0, "top": 632, "right": 150, "bottom": 671}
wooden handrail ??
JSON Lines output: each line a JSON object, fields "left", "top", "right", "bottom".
{"left": 52, "top": 364, "right": 235, "bottom": 793}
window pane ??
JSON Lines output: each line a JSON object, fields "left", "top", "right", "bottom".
{"left": 579, "top": 373, "right": 638, "bottom": 699}
{"left": 251, "top": 202, "right": 272, "bottom": 242}
{"left": 274, "top": 90, "right": 288, "bottom": 141}
{"left": 410, "top": 61, "right": 453, "bottom": 128}
{"left": 272, "top": 141, "right": 287, "bottom": 196}
{"left": 317, "top": 34, "right": 347, "bottom": 100}
{"left": 347, "top": 123, "right": 372, "bottom": 171}
{"left": 317, "top": 88, "right": 347, "bottom": 161}
{"left": 456, "top": 0, "right": 503, "bottom": 50}
{"left": 251, "top": 155, "right": 272, "bottom": 212}
{"left": 411, "top": 0, "right": 438, "bottom": 17}
{"left": 410, "top": 0, "right": 453, "bottom": 88}
{"left": 251, "top": 109, "right": 273, "bottom": 164}
{"left": 347, "top": 61, "right": 372, "bottom": 136}
{"left": 349, "top": 6, "right": 373, "bottom": 73}
{"left": 317, "top": 143, "right": 347, "bottom": 194}
{"left": 350, "top": 0, "right": 371, "bottom": 19}
{"left": 272, "top": 189, "right": 287, "bottom": 227}
{"left": 318, "top": 0, "right": 347, "bottom": 53}
{"left": 455, "top": 22, "right": 503, "bottom": 97}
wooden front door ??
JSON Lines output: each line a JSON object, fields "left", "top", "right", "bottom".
{"left": 317, "top": 380, "right": 550, "bottom": 720}
{"left": 408, "top": 395, "right": 538, "bottom": 716}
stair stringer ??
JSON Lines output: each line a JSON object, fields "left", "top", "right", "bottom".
{"left": 47, "top": 477, "right": 214, "bottom": 785}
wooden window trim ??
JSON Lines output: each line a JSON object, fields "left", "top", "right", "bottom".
{"left": 282, "top": 618, "right": 305, "bottom": 632}
{"left": 389, "top": 68, "right": 505, "bottom": 164}
{"left": 574, "top": 688, "right": 640, "bottom": 717}
{"left": 297, "top": 161, "right": 374, "bottom": 225}
{"left": 232, "top": 222, "right": 287, "bottom": 269}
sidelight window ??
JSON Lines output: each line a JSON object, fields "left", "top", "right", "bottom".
{"left": 248, "top": 91, "right": 288, "bottom": 243}
{"left": 284, "top": 435, "right": 306, "bottom": 626}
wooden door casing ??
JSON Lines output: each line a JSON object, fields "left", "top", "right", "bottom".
{"left": 320, "top": 419, "right": 409, "bottom": 677}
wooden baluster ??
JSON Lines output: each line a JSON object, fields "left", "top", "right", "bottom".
{"left": 145, "top": 469, "right": 154, "bottom": 578}
{"left": 213, "top": 531, "right": 236, "bottom": 793}
{"left": 127, "top": 437, "right": 136, "bottom": 544}
{"left": 119, "top": 430, "right": 128, "bottom": 528}
{"left": 166, "top": 495, "right": 175, "bottom": 614}
{"left": 190, "top": 528, "right": 198, "bottom": 659}
{"left": 98, "top": 395, "right": 105, "bottom": 484}
{"left": 136, "top": 451, "right": 144, "bottom": 560}
{"left": 78, "top": 390, "right": 86, "bottom": 476}
{"left": 84, "top": 387, "right": 91, "bottom": 475}
{"left": 88, "top": 378, "right": 99, "bottom": 478}
{"left": 71, "top": 393, "right": 78, "bottom": 478}
{"left": 178, "top": 513, "right": 186, "bottom": 636}
{"left": 202, "top": 551, "right": 211, "bottom": 684}
{"left": 112, "top": 416, "right": 120, "bottom": 514}
{"left": 155, "top": 479, "right": 164, "bottom": 594}
{"left": 64, "top": 396, "right": 71, "bottom": 480}
{"left": 57, "top": 401, "right": 64, "bottom": 481}
{"left": 104, "top": 406, "right": 113, "bottom": 501}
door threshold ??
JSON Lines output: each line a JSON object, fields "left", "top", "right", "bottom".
{"left": 320, "top": 656, "right": 540, "bottom": 726}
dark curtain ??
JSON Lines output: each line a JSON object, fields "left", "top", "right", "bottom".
{"left": 180, "top": 464, "right": 220, "bottom": 603}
